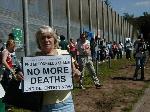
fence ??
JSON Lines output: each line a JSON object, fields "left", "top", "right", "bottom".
{"left": 0, "top": 0, "right": 134, "bottom": 57}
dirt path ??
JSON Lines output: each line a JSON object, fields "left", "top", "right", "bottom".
{"left": 74, "top": 59, "right": 150, "bottom": 112}
{"left": 132, "top": 86, "right": 150, "bottom": 112}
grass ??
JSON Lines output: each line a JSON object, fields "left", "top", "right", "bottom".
{"left": 73, "top": 57, "right": 150, "bottom": 112}
{"left": 9, "top": 108, "right": 31, "bottom": 112}
{"left": 75, "top": 57, "right": 134, "bottom": 86}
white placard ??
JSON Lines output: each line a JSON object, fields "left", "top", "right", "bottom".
{"left": 22, "top": 55, "right": 73, "bottom": 92}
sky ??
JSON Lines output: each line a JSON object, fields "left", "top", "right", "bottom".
{"left": 110, "top": 0, "right": 150, "bottom": 17}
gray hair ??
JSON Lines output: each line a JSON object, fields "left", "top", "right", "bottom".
{"left": 35, "top": 25, "right": 58, "bottom": 49}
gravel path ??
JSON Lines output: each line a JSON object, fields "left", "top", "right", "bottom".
{"left": 132, "top": 86, "right": 150, "bottom": 112}
{"left": 132, "top": 56, "right": 150, "bottom": 112}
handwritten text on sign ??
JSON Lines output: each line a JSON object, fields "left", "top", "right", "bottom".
{"left": 22, "top": 55, "right": 73, "bottom": 92}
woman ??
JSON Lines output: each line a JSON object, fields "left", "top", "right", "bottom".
{"left": 69, "top": 38, "right": 76, "bottom": 59}
{"left": 1, "top": 39, "right": 16, "bottom": 91}
{"left": 35, "top": 25, "right": 78, "bottom": 112}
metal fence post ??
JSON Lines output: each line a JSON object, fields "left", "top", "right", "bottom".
{"left": 66, "top": 0, "right": 70, "bottom": 42}
{"left": 22, "top": 0, "right": 30, "bottom": 56}
{"left": 48, "top": 0, "right": 53, "bottom": 27}
{"left": 79, "top": 0, "right": 83, "bottom": 34}
{"left": 108, "top": 56, "right": 111, "bottom": 68}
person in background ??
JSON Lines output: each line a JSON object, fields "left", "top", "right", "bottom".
{"left": 59, "top": 35, "right": 69, "bottom": 50}
{"left": 75, "top": 38, "right": 80, "bottom": 63}
{"left": 112, "top": 41, "right": 118, "bottom": 59}
{"left": 0, "top": 39, "right": 18, "bottom": 111}
{"left": 76, "top": 33, "right": 101, "bottom": 89}
{"left": 125, "top": 39, "right": 132, "bottom": 60}
{"left": 32, "top": 25, "right": 79, "bottom": 111}
{"left": 133, "top": 36, "right": 147, "bottom": 80}
{"left": 117, "top": 41, "right": 124, "bottom": 59}
{"left": 6, "top": 33, "right": 17, "bottom": 67}
{"left": 90, "top": 38, "right": 97, "bottom": 61}
{"left": 1, "top": 39, "right": 16, "bottom": 91}
{"left": 69, "top": 38, "right": 77, "bottom": 60}
{"left": 8, "top": 33, "right": 15, "bottom": 40}
{"left": 106, "top": 41, "right": 113, "bottom": 59}
{"left": 100, "top": 46, "right": 106, "bottom": 62}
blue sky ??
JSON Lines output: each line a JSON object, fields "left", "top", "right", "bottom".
{"left": 110, "top": 0, "right": 150, "bottom": 17}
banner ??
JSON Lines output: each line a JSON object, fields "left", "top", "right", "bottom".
{"left": 12, "top": 27, "right": 23, "bottom": 48}
{"left": 22, "top": 55, "right": 73, "bottom": 92}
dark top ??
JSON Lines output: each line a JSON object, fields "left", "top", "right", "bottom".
{"left": 59, "top": 40, "right": 68, "bottom": 50}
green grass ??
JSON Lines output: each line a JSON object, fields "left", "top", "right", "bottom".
{"left": 9, "top": 107, "right": 32, "bottom": 112}
{"left": 73, "top": 57, "right": 150, "bottom": 112}
{"left": 74, "top": 57, "right": 135, "bottom": 87}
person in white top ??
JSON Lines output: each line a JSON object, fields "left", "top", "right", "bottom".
{"left": 125, "top": 40, "right": 133, "bottom": 60}
{"left": 76, "top": 33, "right": 101, "bottom": 89}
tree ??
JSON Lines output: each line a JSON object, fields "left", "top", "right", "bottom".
{"left": 143, "top": 12, "right": 149, "bottom": 16}
{"left": 139, "top": 14, "right": 150, "bottom": 41}
{"left": 123, "top": 13, "right": 134, "bottom": 21}
{"left": 129, "top": 13, "right": 150, "bottom": 41}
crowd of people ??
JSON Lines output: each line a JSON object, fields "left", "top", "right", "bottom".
{"left": 0, "top": 25, "right": 149, "bottom": 112}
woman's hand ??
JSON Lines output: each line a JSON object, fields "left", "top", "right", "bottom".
{"left": 10, "top": 69, "right": 15, "bottom": 74}
{"left": 12, "top": 71, "right": 24, "bottom": 81}
{"left": 16, "top": 71, "right": 24, "bottom": 80}
{"left": 72, "top": 61, "right": 81, "bottom": 82}
{"left": 10, "top": 69, "right": 16, "bottom": 79}
{"left": 73, "top": 69, "right": 81, "bottom": 83}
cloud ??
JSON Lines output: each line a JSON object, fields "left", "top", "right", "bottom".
{"left": 135, "top": 1, "right": 150, "bottom": 7}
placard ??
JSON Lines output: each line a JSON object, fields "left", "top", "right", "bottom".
{"left": 22, "top": 55, "right": 73, "bottom": 92}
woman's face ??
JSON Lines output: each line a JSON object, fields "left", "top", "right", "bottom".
{"left": 80, "top": 34, "right": 86, "bottom": 43}
{"left": 39, "top": 33, "right": 55, "bottom": 53}
{"left": 9, "top": 44, "right": 16, "bottom": 53}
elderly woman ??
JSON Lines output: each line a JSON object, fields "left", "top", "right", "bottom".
{"left": 35, "top": 25, "right": 78, "bottom": 112}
